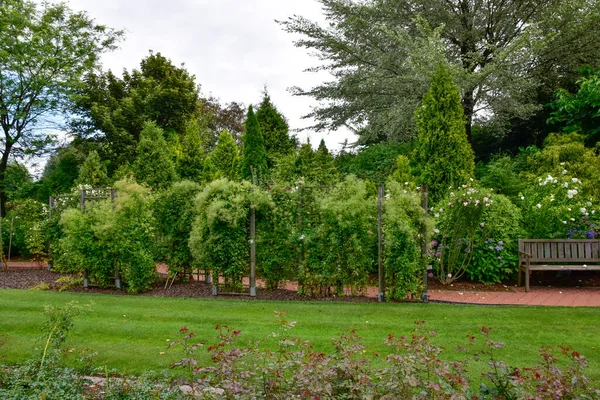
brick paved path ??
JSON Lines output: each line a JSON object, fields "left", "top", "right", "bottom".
{"left": 428, "top": 286, "right": 600, "bottom": 307}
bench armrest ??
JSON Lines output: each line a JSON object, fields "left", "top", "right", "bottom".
{"left": 519, "top": 250, "right": 532, "bottom": 258}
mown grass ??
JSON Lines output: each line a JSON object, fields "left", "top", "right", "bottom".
{"left": 1, "top": 289, "right": 599, "bottom": 382}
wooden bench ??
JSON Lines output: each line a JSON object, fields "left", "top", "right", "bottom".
{"left": 518, "top": 239, "right": 600, "bottom": 292}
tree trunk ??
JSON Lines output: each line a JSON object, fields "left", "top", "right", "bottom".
{"left": 0, "top": 140, "right": 13, "bottom": 219}
{"left": 462, "top": 89, "right": 475, "bottom": 145}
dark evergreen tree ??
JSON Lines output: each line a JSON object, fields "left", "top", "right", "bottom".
{"left": 415, "top": 64, "right": 474, "bottom": 203}
{"left": 241, "top": 106, "right": 269, "bottom": 185}
{"left": 255, "top": 90, "right": 294, "bottom": 167}
{"left": 134, "top": 122, "right": 177, "bottom": 190}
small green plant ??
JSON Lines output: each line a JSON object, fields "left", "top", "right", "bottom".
{"left": 29, "top": 282, "right": 51, "bottom": 291}
{"left": 54, "top": 276, "right": 84, "bottom": 292}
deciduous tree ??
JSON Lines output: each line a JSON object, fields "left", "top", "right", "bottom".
{"left": 280, "top": 0, "right": 600, "bottom": 144}
{"left": 0, "top": 0, "right": 122, "bottom": 216}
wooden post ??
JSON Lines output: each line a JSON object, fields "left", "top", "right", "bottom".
{"left": 110, "top": 188, "right": 116, "bottom": 203}
{"left": 421, "top": 186, "right": 429, "bottom": 303}
{"left": 250, "top": 203, "right": 256, "bottom": 297}
{"left": 377, "top": 186, "right": 385, "bottom": 302}
{"left": 297, "top": 187, "right": 304, "bottom": 283}
{"left": 80, "top": 189, "right": 86, "bottom": 211}
{"left": 114, "top": 268, "right": 121, "bottom": 289}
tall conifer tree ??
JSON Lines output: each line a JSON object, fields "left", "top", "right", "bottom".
{"left": 255, "top": 90, "right": 294, "bottom": 167}
{"left": 241, "top": 106, "right": 269, "bottom": 184}
{"left": 415, "top": 64, "right": 474, "bottom": 202}
{"left": 134, "top": 121, "right": 177, "bottom": 190}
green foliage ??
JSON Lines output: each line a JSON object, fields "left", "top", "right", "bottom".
{"left": 383, "top": 182, "right": 429, "bottom": 299}
{"left": 280, "top": 0, "right": 600, "bottom": 144}
{"left": 153, "top": 181, "right": 202, "bottom": 277}
{"left": 336, "top": 142, "right": 412, "bottom": 186}
{"left": 519, "top": 171, "right": 600, "bottom": 239}
{"left": 528, "top": 133, "right": 600, "bottom": 199}
{"left": 75, "top": 150, "right": 108, "bottom": 188}
{"left": 389, "top": 155, "right": 417, "bottom": 190}
{"left": 206, "top": 130, "right": 240, "bottom": 181}
{"left": 3, "top": 199, "right": 47, "bottom": 260}
{"left": 4, "top": 163, "right": 34, "bottom": 202}
{"left": 33, "top": 148, "right": 82, "bottom": 203}
{"left": 431, "top": 184, "right": 522, "bottom": 284}
{"left": 257, "top": 184, "right": 299, "bottom": 289}
{"left": 477, "top": 155, "right": 528, "bottom": 201}
{"left": 549, "top": 66, "right": 600, "bottom": 140}
{"left": 175, "top": 120, "right": 206, "bottom": 183}
{"left": 71, "top": 52, "right": 200, "bottom": 173}
{"left": 272, "top": 140, "right": 339, "bottom": 186}
{"left": 0, "top": 0, "right": 122, "bottom": 215}
{"left": 57, "top": 179, "right": 157, "bottom": 293}
{"left": 415, "top": 64, "right": 475, "bottom": 203}
{"left": 134, "top": 122, "right": 178, "bottom": 191}
{"left": 241, "top": 106, "right": 269, "bottom": 185}
{"left": 255, "top": 90, "right": 295, "bottom": 167}
{"left": 189, "top": 179, "right": 270, "bottom": 291}
{"left": 301, "top": 176, "right": 377, "bottom": 296}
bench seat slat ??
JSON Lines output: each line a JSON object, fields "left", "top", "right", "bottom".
{"left": 525, "top": 258, "right": 600, "bottom": 263}
{"left": 526, "top": 265, "right": 600, "bottom": 271}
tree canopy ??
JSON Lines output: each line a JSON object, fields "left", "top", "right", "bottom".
{"left": 0, "top": 0, "right": 122, "bottom": 215}
{"left": 70, "top": 52, "right": 200, "bottom": 173}
{"left": 280, "top": 0, "right": 600, "bottom": 145}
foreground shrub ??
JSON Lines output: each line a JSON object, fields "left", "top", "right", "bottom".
{"left": 300, "top": 176, "right": 377, "bottom": 296}
{"left": 153, "top": 180, "right": 203, "bottom": 279}
{"left": 167, "top": 314, "right": 600, "bottom": 399}
{"left": 56, "top": 179, "right": 157, "bottom": 293}
{"left": 256, "top": 184, "right": 299, "bottom": 289}
{"left": 189, "top": 179, "right": 270, "bottom": 291}
{"left": 383, "top": 181, "right": 430, "bottom": 299}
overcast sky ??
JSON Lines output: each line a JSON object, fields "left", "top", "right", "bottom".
{"left": 67, "top": 0, "right": 356, "bottom": 151}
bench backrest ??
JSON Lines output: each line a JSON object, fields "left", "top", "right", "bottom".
{"left": 519, "top": 239, "right": 600, "bottom": 263}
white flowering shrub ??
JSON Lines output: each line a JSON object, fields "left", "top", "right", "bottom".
{"left": 519, "top": 169, "right": 599, "bottom": 238}
{"left": 431, "top": 183, "right": 522, "bottom": 284}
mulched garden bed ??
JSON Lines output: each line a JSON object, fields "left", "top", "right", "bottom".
{"left": 0, "top": 268, "right": 379, "bottom": 302}
{"left": 2, "top": 266, "right": 599, "bottom": 299}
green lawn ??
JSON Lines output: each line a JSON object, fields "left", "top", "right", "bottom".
{"left": 1, "top": 289, "right": 599, "bottom": 382}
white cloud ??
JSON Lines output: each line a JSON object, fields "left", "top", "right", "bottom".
{"left": 67, "top": 0, "right": 356, "bottom": 150}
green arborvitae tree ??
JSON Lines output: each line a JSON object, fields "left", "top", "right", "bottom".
{"left": 134, "top": 122, "right": 177, "bottom": 190}
{"left": 176, "top": 120, "right": 205, "bottom": 183}
{"left": 255, "top": 90, "right": 294, "bottom": 167}
{"left": 76, "top": 150, "right": 108, "bottom": 187}
{"left": 314, "top": 139, "right": 339, "bottom": 185}
{"left": 415, "top": 64, "right": 474, "bottom": 203}
{"left": 207, "top": 130, "right": 240, "bottom": 181}
{"left": 241, "top": 106, "right": 269, "bottom": 184}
